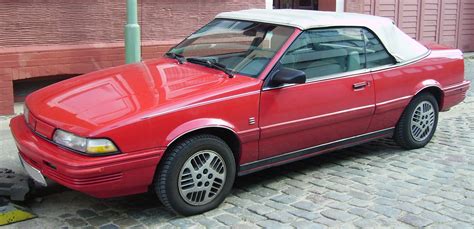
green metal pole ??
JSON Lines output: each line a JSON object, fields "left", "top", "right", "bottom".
{"left": 125, "top": 0, "right": 141, "bottom": 63}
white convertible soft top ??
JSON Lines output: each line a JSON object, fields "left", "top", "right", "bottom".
{"left": 216, "top": 9, "right": 429, "bottom": 63}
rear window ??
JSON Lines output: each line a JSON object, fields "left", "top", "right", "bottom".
{"left": 363, "top": 29, "right": 397, "bottom": 68}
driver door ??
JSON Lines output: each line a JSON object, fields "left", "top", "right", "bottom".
{"left": 258, "top": 27, "right": 376, "bottom": 160}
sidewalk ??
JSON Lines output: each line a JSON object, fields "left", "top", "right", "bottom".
{"left": 0, "top": 103, "right": 25, "bottom": 175}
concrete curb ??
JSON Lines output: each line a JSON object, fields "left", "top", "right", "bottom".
{"left": 464, "top": 52, "right": 474, "bottom": 59}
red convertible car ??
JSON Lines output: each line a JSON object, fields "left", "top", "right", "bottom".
{"left": 10, "top": 9, "right": 470, "bottom": 215}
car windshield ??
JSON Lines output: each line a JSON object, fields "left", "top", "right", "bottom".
{"left": 167, "top": 19, "right": 295, "bottom": 78}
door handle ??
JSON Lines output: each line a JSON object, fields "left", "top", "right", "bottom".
{"left": 353, "top": 81, "right": 368, "bottom": 90}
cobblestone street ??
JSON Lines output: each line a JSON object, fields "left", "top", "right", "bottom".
{"left": 1, "top": 57, "right": 473, "bottom": 228}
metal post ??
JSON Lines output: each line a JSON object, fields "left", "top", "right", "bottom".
{"left": 125, "top": 0, "right": 141, "bottom": 64}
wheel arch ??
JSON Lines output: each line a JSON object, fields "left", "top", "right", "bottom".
{"left": 165, "top": 120, "right": 242, "bottom": 165}
{"left": 413, "top": 81, "right": 444, "bottom": 110}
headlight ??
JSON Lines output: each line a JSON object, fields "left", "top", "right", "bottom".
{"left": 53, "top": 129, "right": 118, "bottom": 155}
{"left": 23, "top": 105, "right": 30, "bottom": 124}
{"left": 53, "top": 129, "right": 87, "bottom": 152}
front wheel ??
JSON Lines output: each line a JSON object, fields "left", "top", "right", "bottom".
{"left": 394, "top": 93, "right": 439, "bottom": 149}
{"left": 154, "top": 134, "right": 236, "bottom": 216}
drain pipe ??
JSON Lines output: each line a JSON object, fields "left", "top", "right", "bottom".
{"left": 125, "top": 0, "right": 141, "bottom": 64}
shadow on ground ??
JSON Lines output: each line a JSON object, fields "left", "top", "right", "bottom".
{"left": 23, "top": 138, "right": 404, "bottom": 220}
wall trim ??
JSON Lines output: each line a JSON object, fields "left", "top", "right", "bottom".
{"left": 265, "top": 0, "right": 273, "bottom": 9}
{"left": 336, "top": 0, "right": 345, "bottom": 12}
{"left": 0, "top": 40, "right": 181, "bottom": 55}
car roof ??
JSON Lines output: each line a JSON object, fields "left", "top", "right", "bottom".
{"left": 216, "top": 9, "right": 392, "bottom": 31}
{"left": 216, "top": 9, "right": 429, "bottom": 63}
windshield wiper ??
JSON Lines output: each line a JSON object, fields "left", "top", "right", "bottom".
{"left": 164, "top": 52, "right": 185, "bottom": 64}
{"left": 186, "top": 57, "right": 234, "bottom": 78}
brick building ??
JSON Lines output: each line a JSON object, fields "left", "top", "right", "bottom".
{"left": 0, "top": 0, "right": 266, "bottom": 115}
{"left": 0, "top": 0, "right": 472, "bottom": 114}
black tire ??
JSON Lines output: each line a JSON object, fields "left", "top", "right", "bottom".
{"left": 394, "top": 93, "right": 439, "bottom": 149}
{"left": 154, "top": 134, "right": 236, "bottom": 216}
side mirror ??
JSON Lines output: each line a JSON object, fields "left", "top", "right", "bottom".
{"left": 270, "top": 68, "right": 306, "bottom": 87}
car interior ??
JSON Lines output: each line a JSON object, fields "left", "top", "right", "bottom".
{"left": 175, "top": 25, "right": 395, "bottom": 79}
{"left": 280, "top": 28, "right": 397, "bottom": 80}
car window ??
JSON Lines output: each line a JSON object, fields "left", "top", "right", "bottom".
{"left": 168, "top": 19, "right": 294, "bottom": 78}
{"left": 362, "top": 29, "right": 397, "bottom": 68}
{"left": 280, "top": 28, "right": 366, "bottom": 81}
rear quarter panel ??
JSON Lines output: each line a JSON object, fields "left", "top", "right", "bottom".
{"left": 368, "top": 48, "right": 465, "bottom": 132}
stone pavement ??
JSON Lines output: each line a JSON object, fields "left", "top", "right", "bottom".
{"left": 0, "top": 58, "right": 472, "bottom": 228}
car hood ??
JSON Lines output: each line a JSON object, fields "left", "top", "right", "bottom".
{"left": 26, "top": 58, "right": 260, "bottom": 136}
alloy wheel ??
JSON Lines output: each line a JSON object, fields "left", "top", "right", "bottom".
{"left": 410, "top": 101, "right": 436, "bottom": 142}
{"left": 178, "top": 150, "right": 226, "bottom": 206}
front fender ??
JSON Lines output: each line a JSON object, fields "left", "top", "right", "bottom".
{"left": 164, "top": 118, "right": 238, "bottom": 147}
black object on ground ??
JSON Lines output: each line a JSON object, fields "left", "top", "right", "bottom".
{"left": 0, "top": 169, "right": 30, "bottom": 201}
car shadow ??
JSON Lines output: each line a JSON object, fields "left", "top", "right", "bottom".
{"left": 25, "top": 137, "right": 407, "bottom": 222}
{"left": 233, "top": 137, "right": 404, "bottom": 190}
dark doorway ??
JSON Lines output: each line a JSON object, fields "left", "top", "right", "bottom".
{"left": 13, "top": 75, "right": 77, "bottom": 102}
{"left": 273, "top": 0, "right": 318, "bottom": 10}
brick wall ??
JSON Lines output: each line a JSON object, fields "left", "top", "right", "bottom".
{"left": 0, "top": 69, "right": 14, "bottom": 114}
{"left": 0, "top": 0, "right": 265, "bottom": 115}
{"left": 344, "top": 0, "right": 364, "bottom": 13}
{"left": 0, "top": 0, "right": 264, "bottom": 47}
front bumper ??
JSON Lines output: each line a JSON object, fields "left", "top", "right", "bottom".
{"left": 10, "top": 116, "right": 164, "bottom": 198}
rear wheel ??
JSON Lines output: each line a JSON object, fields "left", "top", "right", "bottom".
{"left": 394, "top": 93, "right": 439, "bottom": 149}
{"left": 154, "top": 134, "right": 236, "bottom": 216}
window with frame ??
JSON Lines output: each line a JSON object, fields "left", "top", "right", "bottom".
{"left": 279, "top": 27, "right": 396, "bottom": 81}
{"left": 362, "top": 29, "right": 397, "bottom": 68}
{"left": 169, "top": 19, "right": 295, "bottom": 78}
{"left": 280, "top": 27, "right": 367, "bottom": 80}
